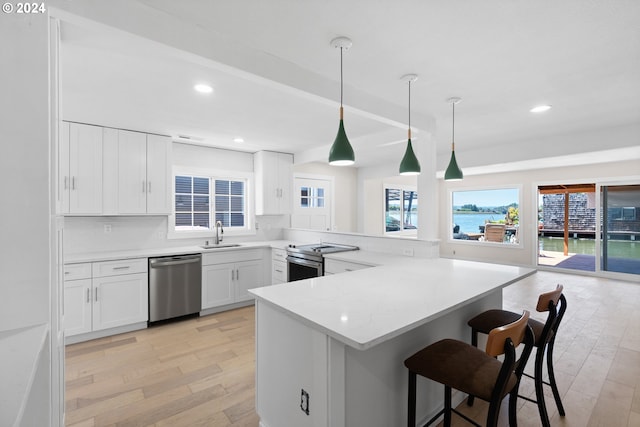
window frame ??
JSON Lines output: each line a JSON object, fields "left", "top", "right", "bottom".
{"left": 168, "top": 167, "right": 255, "bottom": 239}
{"left": 448, "top": 185, "right": 523, "bottom": 247}
{"left": 383, "top": 183, "right": 418, "bottom": 237}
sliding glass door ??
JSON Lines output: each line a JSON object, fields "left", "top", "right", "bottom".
{"left": 601, "top": 185, "right": 640, "bottom": 275}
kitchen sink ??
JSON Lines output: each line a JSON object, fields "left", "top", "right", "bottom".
{"left": 200, "top": 243, "right": 242, "bottom": 250}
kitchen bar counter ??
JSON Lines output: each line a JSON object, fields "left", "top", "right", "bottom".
{"left": 250, "top": 257, "right": 535, "bottom": 350}
{"left": 250, "top": 258, "right": 535, "bottom": 427}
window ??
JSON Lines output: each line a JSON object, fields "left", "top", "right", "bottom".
{"left": 450, "top": 187, "right": 521, "bottom": 245}
{"left": 384, "top": 186, "right": 418, "bottom": 234}
{"left": 175, "top": 176, "right": 210, "bottom": 230}
{"left": 609, "top": 207, "right": 636, "bottom": 221}
{"left": 172, "top": 172, "right": 251, "bottom": 236}
{"left": 214, "top": 180, "right": 245, "bottom": 227}
{"left": 300, "top": 186, "right": 325, "bottom": 208}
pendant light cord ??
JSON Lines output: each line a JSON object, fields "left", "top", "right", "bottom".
{"left": 339, "top": 47, "right": 344, "bottom": 119}
{"left": 407, "top": 80, "right": 412, "bottom": 139}
{"left": 408, "top": 80, "right": 411, "bottom": 130}
{"left": 451, "top": 101, "right": 455, "bottom": 150}
{"left": 340, "top": 47, "right": 344, "bottom": 106}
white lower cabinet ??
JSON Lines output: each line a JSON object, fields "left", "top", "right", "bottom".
{"left": 92, "top": 272, "right": 148, "bottom": 331}
{"left": 202, "top": 249, "right": 266, "bottom": 310}
{"left": 63, "top": 258, "right": 148, "bottom": 341}
{"left": 63, "top": 277, "right": 92, "bottom": 336}
{"left": 271, "top": 248, "right": 287, "bottom": 284}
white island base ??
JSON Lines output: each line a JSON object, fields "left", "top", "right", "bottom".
{"left": 251, "top": 258, "right": 535, "bottom": 427}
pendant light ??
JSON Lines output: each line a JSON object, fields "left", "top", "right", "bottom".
{"left": 399, "top": 74, "right": 421, "bottom": 175}
{"left": 328, "top": 37, "right": 355, "bottom": 166}
{"left": 444, "top": 97, "right": 463, "bottom": 181}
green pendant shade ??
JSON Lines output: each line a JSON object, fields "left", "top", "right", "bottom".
{"left": 329, "top": 117, "right": 355, "bottom": 166}
{"left": 444, "top": 148, "right": 463, "bottom": 180}
{"left": 399, "top": 138, "right": 421, "bottom": 175}
{"left": 398, "top": 74, "right": 420, "bottom": 176}
{"left": 444, "top": 97, "right": 463, "bottom": 180}
{"left": 328, "top": 37, "right": 355, "bottom": 166}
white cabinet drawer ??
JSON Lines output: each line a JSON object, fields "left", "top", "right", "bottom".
{"left": 203, "top": 248, "right": 262, "bottom": 265}
{"left": 324, "top": 259, "right": 372, "bottom": 275}
{"left": 64, "top": 263, "right": 92, "bottom": 281}
{"left": 92, "top": 258, "right": 147, "bottom": 277}
{"left": 272, "top": 248, "right": 286, "bottom": 262}
{"left": 272, "top": 260, "right": 287, "bottom": 283}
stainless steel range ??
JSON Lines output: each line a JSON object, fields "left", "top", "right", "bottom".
{"left": 286, "top": 243, "right": 359, "bottom": 282}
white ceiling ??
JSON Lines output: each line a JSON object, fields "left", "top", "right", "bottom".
{"left": 55, "top": 0, "right": 640, "bottom": 172}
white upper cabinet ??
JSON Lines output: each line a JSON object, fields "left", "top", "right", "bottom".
{"left": 255, "top": 151, "right": 293, "bottom": 215}
{"left": 59, "top": 122, "right": 103, "bottom": 214}
{"left": 117, "top": 130, "right": 172, "bottom": 214}
{"left": 145, "top": 134, "right": 172, "bottom": 214}
{"left": 59, "top": 121, "right": 171, "bottom": 216}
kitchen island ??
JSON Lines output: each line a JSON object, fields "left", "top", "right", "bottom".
{"left": 249, "top": 256, "right": 535, "bottom": 427}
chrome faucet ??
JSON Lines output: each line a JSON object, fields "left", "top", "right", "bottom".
{"left": 215, "top": 220, "right": 223, "bottom": 244}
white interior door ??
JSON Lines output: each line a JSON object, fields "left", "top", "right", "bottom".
{"left": 292, "top": 177, "right": 332, "bottom": 231}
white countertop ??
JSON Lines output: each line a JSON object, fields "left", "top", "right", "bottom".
{"left": 250, "top": 257, "right": 536, "bottom": 350}
{"left": 64, "top": 240, "right": 296, "bottom": 263}
{"left": 0, "top": 324, "right": 48, "bottom": 426}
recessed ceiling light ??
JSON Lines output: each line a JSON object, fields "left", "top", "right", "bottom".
{"left": 530, "top": 105, "right": 552, "bottom": 113}
{"left": 194, "top": 84, "right": 213, "bottom": 94}
{"left": 233, "top": 137, "right": 244, "bottom": 143}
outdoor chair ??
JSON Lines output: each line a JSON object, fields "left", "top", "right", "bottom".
{"left": 484, "top": 224, "right": 506, "bottom": 242}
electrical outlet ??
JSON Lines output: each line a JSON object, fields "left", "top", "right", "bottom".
{"left": 300, "top": 389, "right": 309, "bottom": 415}
{"left": 402, "top": 248, "right": 414, "bottom": 256}
{"left": 104, "top": 224, "right": 112, "bottom": 233}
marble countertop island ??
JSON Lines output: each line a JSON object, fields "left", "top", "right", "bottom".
{"left": 250, "top": 256, "right": 536, "bottom": 350}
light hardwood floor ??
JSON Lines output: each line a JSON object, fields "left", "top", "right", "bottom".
{"left": 65, "top": 270, "right": 640, "bottom": 426}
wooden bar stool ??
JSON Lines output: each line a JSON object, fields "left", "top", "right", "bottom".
{"left": 404, "top": 311, "right": 534, "bottom": 427}
{"left": 466, "top": 285, "right": 566, "bottom": 427}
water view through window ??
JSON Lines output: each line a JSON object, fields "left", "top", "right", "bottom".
{"left": 451, "top": 188, "right": 520, "bottom": 244}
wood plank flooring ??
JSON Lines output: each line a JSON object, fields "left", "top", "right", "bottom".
{"left": 65, "top": 271, "right": 640, "bottom": 426}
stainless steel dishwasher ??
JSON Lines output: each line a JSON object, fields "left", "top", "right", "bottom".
{"left": 148, "top": 254, "right": 202, "bottom": 322}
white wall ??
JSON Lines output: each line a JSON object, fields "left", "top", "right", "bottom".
{"left": 0, "top": 13, "right": 51, "bottom": 332}
{"left": 293, "top": 162, "right": 358, "bottom": 233}
{"left": 0, "top": 11, "right": 56, "bottom": 426}
{"left": 173, "top": 142, "right": 253, "bottom": 172}
{"left": 439, "top": 159, "right": 640, "bottom": 267}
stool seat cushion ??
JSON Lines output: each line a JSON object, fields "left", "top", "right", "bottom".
{"left": 468, "top": 310, "right": 547, "bottom": 346}
{"left": 404, "top": 339, "right": 517, "bottom": 402}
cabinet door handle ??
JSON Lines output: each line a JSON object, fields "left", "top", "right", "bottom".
{"left": 86, "top": 288, "right": 90, "bottom": 303}
{"left": 231, "top": 270, "right": 235, "bottom": 280}
{"left": 71, "top": 176, "right": 76, "bottom": 190}
{"left": 64, "top": 176, "right": 68, "bottom": 190}
{"left": 236, "top": 269, "right": 239, "bottom": 280}
{"left": 275, "top": 269, "right": 283, "bottom": 273}
{"left": 113, "top": 266, "right": 130, "bottom": 271}
{"left": 147, "top": 181, "right": 151, "bottom": 193}
{"left": 94, "top": 287, "right": 98, "bottom": 302}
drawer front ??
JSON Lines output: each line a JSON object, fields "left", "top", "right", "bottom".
{"left": 93, "top": 258, "right": 147, "bottom": 277}
{"left": 272, "top": 248, "right": 286, "bottom": 262}
{"left": 324, "top": 259, "right": 371, "bottom": 275}
{"left": 64, "top": 263, "right": 92, "bottom": 281}
{"left": 203, "top": 248, "right": 263, "bottom": 265}
{"left": 272, "top": 260, "right": 287, "bottom": 283}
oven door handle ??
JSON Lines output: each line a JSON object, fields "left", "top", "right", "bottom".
{"left": 286, "top": 256, "right": 322, "bottom": 268}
